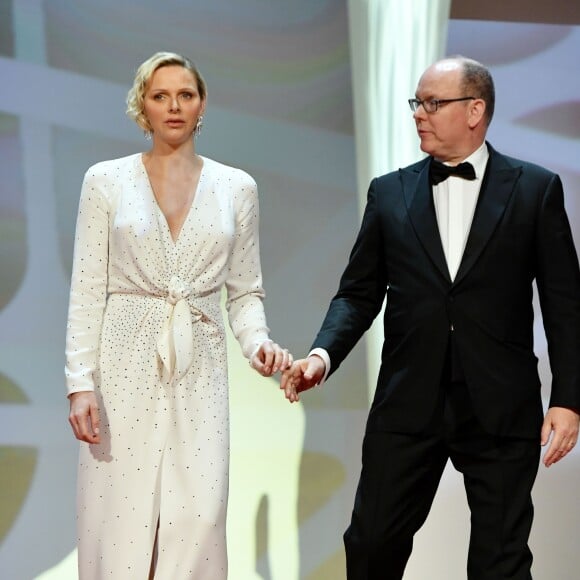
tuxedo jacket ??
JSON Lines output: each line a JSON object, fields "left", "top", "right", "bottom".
{"left": 312, "top": 144, "right": 580, "bottom": 438}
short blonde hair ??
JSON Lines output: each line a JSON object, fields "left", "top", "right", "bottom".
{"left": 126, "top": 51, "right": 207, "bottom": 133}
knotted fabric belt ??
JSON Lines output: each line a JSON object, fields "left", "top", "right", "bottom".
{"left": 157, "top": 275, "right": 205, "bottom": 383}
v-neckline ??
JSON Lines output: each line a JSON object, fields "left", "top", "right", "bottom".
{"left": 139, "top": 154, "right": 205, "bottom": 246}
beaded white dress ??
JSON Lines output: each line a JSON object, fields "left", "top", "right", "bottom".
{"left": 65, "top": 153, "right": 270, "bottom": 579}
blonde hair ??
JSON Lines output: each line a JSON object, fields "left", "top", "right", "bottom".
{"left": 126, "top": 51, "right": 207, "bottom": 133}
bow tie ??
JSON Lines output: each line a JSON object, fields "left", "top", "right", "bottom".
{"left": 429, "top": 160, "right": 476, "bottom": 185}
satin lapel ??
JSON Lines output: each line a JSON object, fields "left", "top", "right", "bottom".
{"left": 454, "top": 151, "right": 522, "bottom": 286}
{"left": 401, "top": 161, "right": 451, "bottom": 283}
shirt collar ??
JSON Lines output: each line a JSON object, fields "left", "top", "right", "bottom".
{"left": 462, "top": 141, "right": 489, "bottom": 180}
{"left": 434, "top": 142, "right": 489, "bottom": 180}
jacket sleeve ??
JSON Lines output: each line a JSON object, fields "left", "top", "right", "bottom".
{"left": 535, "top": 173, "right": 580, "bottom": 409}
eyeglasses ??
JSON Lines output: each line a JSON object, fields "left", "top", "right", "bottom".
{"left": 408, "top": 96, "right": 475, "bottom": 113}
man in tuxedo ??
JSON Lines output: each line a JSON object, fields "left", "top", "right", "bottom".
{"left": 281, "top": 57, "right": 580, "bottom": 579}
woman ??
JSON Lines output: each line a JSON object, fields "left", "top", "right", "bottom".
{"left": 66, "top": 51, "right": 291, "bottom": 579}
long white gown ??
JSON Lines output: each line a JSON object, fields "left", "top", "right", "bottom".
{"left": 65, "top": 153, "right": 270, "bottom": 579}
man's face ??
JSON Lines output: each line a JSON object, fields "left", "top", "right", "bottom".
{"left": 413, "top": 61, "right": 474, "bottom": 163}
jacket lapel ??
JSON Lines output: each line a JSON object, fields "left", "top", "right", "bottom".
{"left": 401, "top": 160, "right": 451, "bottom": 284}
{"left": 453, "top": 147, "right": 522, "bottom": 286}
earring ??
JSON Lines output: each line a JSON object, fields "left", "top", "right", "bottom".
{"left": 144, "top": 130, "right": 152, "bottom": 140}
{"left": 195, "top": 115, "right": 204, "bottom": 137}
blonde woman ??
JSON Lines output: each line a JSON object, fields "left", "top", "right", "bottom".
{"left": 65, "top": 52, "right": 291, "bottom": 579}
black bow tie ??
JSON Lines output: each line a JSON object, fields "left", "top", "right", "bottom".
{"left": 429, "top": 160, "right": 476, "bottom": 185}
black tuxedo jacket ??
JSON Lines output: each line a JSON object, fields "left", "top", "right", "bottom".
{"left": 312, "top": 144, "right": 580, "bottom": 437}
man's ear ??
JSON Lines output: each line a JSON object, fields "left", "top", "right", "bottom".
{"left": 468, "top": 98, "right": 486, "bottom": 129}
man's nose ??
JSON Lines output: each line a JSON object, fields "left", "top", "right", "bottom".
{"left": 413, "top": 105, "right": 426, "bottom": 121}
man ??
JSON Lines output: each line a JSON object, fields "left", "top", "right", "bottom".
{"left": 281, "top": 57, "right": 580, "bottom": 579}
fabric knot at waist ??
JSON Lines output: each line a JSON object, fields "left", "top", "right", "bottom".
{"left": 157, "top": 275, "right": 205, "bottom": 383}
{"left": 165, "top": 276, "right": 192, "bottom": 305}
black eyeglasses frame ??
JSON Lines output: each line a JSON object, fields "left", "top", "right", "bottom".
{"left": 408, "top": 96, "right": 475, "bottom": 113}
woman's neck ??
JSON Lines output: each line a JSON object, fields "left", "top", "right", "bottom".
{"left": 144, "top": 140, "right": 200, "bottom": 170}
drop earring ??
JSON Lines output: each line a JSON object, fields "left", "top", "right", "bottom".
{"left": 195, "top": 115, "right": 204, "bottom": 138}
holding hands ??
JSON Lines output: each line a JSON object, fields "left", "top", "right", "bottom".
{"left": 70, "top": 340, "right": 293, "bottom": 446}
{"left": 251, "top": 340, "right": 293, "bottom": 377}
{"left": 280, "top": 355, "right": 326, "bottom": 402}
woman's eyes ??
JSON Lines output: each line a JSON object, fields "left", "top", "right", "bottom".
{"left": 152, "top": 92, "right": 194, "bottom": 101}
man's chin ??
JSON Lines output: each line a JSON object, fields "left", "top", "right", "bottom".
{"left": 418, "top": 141, "right": 433, "bottom": 156}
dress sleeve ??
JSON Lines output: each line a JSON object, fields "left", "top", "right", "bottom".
{"left": 225, "top": 176, "right": 270, "bottom": 359}
{"left": 64, "top": 169, "right": 110, "bottom": 395}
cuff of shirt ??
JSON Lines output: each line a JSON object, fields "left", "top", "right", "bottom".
{"left": 308, "top": 348, "right": 330, "bottom": 385}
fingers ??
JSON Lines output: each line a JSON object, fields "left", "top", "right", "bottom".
{"left": 280, "top": 364, "right": 293, "bottom": 391}
{"left": 304, "top": 356, "right": 325, "bottom": 382}
{"left": 281, "top": 362, "right": 302, "bottom": 403}
{"left": 90, "top": 402, "right": 101, "bottom": 441}
{"left": 543, "top": 436, "right": 577, "bottom": 467}
{"left": 69, "top": 392, "right": 101, "bottom": 444}
{"left": 260, "top": 342, "right": 275, "bottom": 375}
{"left": 272, "top": 344, "right": 292, "bottom": 374}
{"left": 540, "top": 417, "right": 551, "bottom": 446}
{"left": 279, "top": 357, "right": 325, "bottom": 403}
{"left": 252, "top": 341, "right": 293, "bottom": 377}
{"left": 544, "top": 441, "right": 571, "bottom": 467}
{"left": 541, "top": 407, "right": 579, "bottom": 467}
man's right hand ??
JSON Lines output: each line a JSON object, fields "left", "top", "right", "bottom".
{"left": 68, "top": 391, "right": 101, "bottom": 444}
{"left": 280, "top": 355, "right": 326, "bottom": 403}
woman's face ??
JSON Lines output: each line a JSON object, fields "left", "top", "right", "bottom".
{"left": 143, "top": 65, "right": 205, "bottom": 145}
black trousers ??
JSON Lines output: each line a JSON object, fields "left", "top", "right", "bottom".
{"left": 343, "top": 373, "right": 540, "bottom": 579}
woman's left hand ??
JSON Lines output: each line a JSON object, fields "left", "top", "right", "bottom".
{"left": 251, "top": 340, "right": 293, "bottom": 377}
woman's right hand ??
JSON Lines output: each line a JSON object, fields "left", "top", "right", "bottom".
{"left": 68, "top": 391, "right": 101, "bottom": 444}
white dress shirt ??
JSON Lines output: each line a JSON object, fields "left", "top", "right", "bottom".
{"left": 310, "top": 142, "right": 490, "bottom": 384}
{"left": 433, "top": 142, "right": 489, "bottom": 281}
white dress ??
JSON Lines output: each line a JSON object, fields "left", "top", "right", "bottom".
{"left": 65, "top": 153, "right": 270, "bottom": 579}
